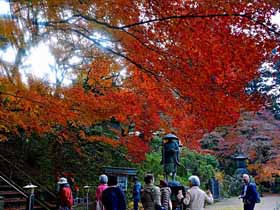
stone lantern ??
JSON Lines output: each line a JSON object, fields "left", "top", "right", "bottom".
{"left": 233, "top": 153, "right": 249, "bottom": 175}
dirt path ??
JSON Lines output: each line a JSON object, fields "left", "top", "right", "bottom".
{"left": 205, "top": 194, "right": 280, "bottom": 210}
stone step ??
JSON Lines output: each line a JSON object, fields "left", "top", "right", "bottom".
{"left": 4, "top": 197, "right": 26, "bottom": 204}
{"left": 4, "top": 205, "right": 44, "bottom": 210}
{"left": 0, "top": 189, "right": 55, "bottom": 209}
{"left": 0, "top": 185, "right": 12, "bottom": 189}
{"left": 0, "top": 191, "right": 23, "bottom": 196}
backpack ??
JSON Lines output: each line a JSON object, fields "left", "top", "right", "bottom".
{"left": 249, "top": 183, "right": 261, "bottom": 204}
{"left": 141, "top": 188, "right": 154, "bottom": 204}
{"left": 102, "top": 187, "right": 126, "bottom": 210}
{"left": 141, "top": 187, "right": 166, "bottom": 210}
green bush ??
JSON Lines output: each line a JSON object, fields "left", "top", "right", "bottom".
{"left": 177, "top": 148, "right": 219, "bottom": 187}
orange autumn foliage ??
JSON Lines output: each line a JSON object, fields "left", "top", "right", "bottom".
{"left": 0, "top": 1, "right": 280, "bottom": 161}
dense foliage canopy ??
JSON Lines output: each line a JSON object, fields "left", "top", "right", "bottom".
{"left": 0, "top": 0, "right": 279, "bottom": 161}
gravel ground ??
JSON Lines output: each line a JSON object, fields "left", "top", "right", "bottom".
{"left": 205, "top": 194, "right": 280, "bottom": 210}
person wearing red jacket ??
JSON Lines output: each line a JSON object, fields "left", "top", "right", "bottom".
{"left": 58, "top": 177, "right": 74, "bottom": 210}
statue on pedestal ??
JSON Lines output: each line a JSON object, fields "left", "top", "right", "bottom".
{"left": 161, "top": 134, "right": 181, "bottom": 181}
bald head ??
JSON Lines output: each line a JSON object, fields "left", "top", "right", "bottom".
{"left": 243, "top": 174, "right": 250, "bottom": 184}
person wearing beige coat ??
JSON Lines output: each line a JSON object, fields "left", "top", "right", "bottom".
{"left": 177, "top": 175, "right": 213, "bottom": 210}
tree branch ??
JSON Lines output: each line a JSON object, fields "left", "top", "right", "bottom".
{"left": 58, "top": 27, "right": 161, "bottom": 80}
{"left": 0, "top": 91, "right": 44, "bottom": 105}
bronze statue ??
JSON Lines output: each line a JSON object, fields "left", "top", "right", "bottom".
{"left": 161, "top": 134, "right": 181, "bottom": 181}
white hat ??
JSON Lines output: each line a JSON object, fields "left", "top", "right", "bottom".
{"left": 57, "top": 177, "right": 68, "bottom": 184}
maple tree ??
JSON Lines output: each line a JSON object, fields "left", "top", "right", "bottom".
{"left": 0, "top": 1, "right": 280, "bottom": 161}
{"left": 202, "top": 109, "right": 280, "bottom": 182}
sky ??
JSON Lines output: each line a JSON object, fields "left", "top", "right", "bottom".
{"left": 0, "top": 42, "right": 60, "bottom": 85}
{"left": 0, "top": 0, "right": 59, "bottom": 84}
{"left": 0, "top": 0, "right": 9, "bottom": 14}
{"left": 0, "top": 0, "right": 280, "bottom": 86}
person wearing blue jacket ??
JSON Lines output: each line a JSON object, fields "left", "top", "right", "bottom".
{"left": 132, "top": 177, "right": 142, "bottom": 210}
{"left": 240, "top": 174, "right": 260, "bottom": 210}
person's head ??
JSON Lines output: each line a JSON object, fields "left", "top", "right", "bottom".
{"left": 133, "top": 176, "right": 138, "bottom": 182}
{"left": 57, "top": 177, "right": 69, "bottom": 190}
{"left": 188, "top": 175, "right": 200, "bottom": 187}
{"left": 243, "top": 174, "right": 250, "bottom": 184}
{"left": 107, "top": 175, "right": 118, "bottom": 186}
{"left": 99, "top": 174, "right": 108, "bottom": 184}
{"left": 160, "top": 180, "right": 168, "bottom": 188}
{"left": 57, "top": 177, "right": 68, "bottom": 185}
{"left": 144, "top": 174, "right": 154, "bottom": 184}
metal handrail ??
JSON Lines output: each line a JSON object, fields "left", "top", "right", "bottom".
{"left": 0, "top": 154, "right": 56, "bottom": 199}
{"left": 0, "top": 172, "right": 51, "bottom": 210}
{"left": 0, "top": 175, "right": 27, "bottom": 198}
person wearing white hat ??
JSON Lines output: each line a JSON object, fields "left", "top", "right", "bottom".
{"left": 58, "top": 177, "right": 73, "bottom": 210}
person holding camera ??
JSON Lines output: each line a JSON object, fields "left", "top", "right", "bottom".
{"left": 177, "top": 175, "right": 213, "bottom": 210}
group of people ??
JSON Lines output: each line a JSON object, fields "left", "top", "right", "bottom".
{"left": 56, "top": 174, "right": 126, "bottom": 210}
{"left": 95, "top": 173, "right": 213, "bottom": 210}
{"left": 95, "top": 174, "right": 172, "bottom": 210}
{"left": 139, "top": 174, "right": 172, "bottom": 210}
{"left": 55, "top": 173, "right": 260, "bottom": 210}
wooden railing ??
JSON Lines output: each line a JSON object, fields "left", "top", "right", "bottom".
{"left": 0, "top": 154, "right": 56, "bottom": 209}
{"left": 0, "top": 174, "right": 28, "bottom": 198}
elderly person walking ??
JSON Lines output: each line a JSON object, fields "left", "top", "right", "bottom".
{"left": 57, "top": 177, "right": 73, "bottom": 210}
{"left": 177, "top": 175, "right": 213, "bottom": 210}
{"left": 96, "top": 174, "right": 108, "bottom": 210}
{"left": 239, "top": 174, "right": 260, "bottom": 210}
